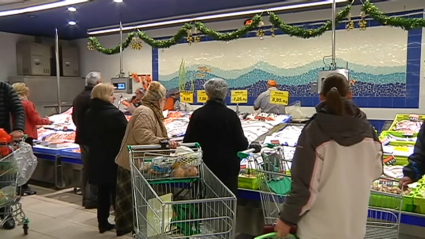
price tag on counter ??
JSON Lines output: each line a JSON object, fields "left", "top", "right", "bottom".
{"left": 270, "top": 90, "right": 289, "bottom": 105}
{"left": 197, "top": 90, "right": 207, "bottom": 103}
{"left": 180, "top": 91, "right": 194, "bottom": 103}
{"left": 231, "top": 90, "right": 248, "bottom": 104}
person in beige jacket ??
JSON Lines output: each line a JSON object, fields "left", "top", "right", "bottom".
{"left": 114, "top": 81, "right": 177, "bottom": 236}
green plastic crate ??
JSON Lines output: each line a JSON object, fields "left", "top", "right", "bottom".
{"left": 379, "top": 131, "right": 416, "bottom": 146}
{"left": 238, "top": 175, "right": 259, "bottom": 190}
{"left": 388, "top": 114, "right": 425, "bottom": 137}
{"left": 382, "top": 154, "right": 408, "bottom": 166}
{"left": 369, "top": 194, "right": 414, "bottom": 212}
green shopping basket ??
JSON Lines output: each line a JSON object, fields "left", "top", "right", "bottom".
{"left": 255, "top": 232, "right": 298, "bottom": 239}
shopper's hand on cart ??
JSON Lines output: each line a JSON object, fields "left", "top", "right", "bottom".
{"left": 169, "top": 140, "right": 179, "bottom": 149}
{"left": 399, "top": 176, "right": 413, "bottom": 189}
{"left": 10, "top": 130, "right": 24, "bottom": 141}
{"left": 275, "top": 219, "right": 292, "bottom": 238}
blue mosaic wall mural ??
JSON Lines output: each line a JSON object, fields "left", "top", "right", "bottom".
{"left": 154, "top": 11, "right": 423, "bottom": 109}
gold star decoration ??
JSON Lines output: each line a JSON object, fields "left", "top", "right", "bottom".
{"left": 270, "top": 27, "right": 276, "bottom": 37}
{"left": 346, "top": 13, "right": 354, "bottom": 31}
{"left": 186, "top": 30, "right": 193, "bottom": 45}
{"left": 87, "top": 42, "right": 94, "bottom": 51}
{"left": 256, "top": 29, "right": 265, "bottom": 39}
{"left": 131, "top": 37, "right": 143, "bottom": 50}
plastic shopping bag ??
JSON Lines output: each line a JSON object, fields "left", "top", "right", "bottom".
{"left": 14, "top": 142, "right": 38, "bottom": 186}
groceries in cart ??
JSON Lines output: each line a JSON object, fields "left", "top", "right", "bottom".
{"left": 129, "top": 143, "right": 237, "bottom": 239}
{"left": 138, "top": 144, "right": 202, "bottom": 180}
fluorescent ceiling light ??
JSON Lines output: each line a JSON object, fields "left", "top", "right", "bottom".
{"left": 113, "top": 0, "right": 123, "bottom": 2}
{"left": 88, "top": 0, "right": 349, "bottom": 35}
{"left": 68, "top": 20, "right": 76, "bottom": 25}
{"left": 67, "top": 6, "right": 77, "bottom": 12}
{"left": 0, "top": 0, "right": 89, "bottom": 17}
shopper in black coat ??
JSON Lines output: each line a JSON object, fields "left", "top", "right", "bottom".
{"left": 72, "top": 72, "right": 101, "bottom": 208}
{"left": 183, "top": 78, "right": 248, "bottom": 195}
{"left": 0, "top": 81, "right": 25, "bottom": 230}
{"left": 0, "top": 81, "right": 25, "bottom": 138}
{"left": 85, "top": 83, "right": 127, "bottom": 233}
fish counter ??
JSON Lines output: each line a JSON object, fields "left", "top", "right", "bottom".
{"left": 31, "top": 108, "right": 292, "bottom": 189}
{"left": 30, "top": 109, "right": 425, "bottom": 232}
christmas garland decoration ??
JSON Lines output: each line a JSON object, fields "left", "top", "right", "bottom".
{"left": 87, "top": 23, "right": 192, "bottom": 54}
{"left": 269, "top": 5, "right": 351, "bottom": 38}
{"left": 362, "top": 0, "right": 425, "bottom": 30}
{"left": 194, "top": 14, "right": 263, "bottom": 41}
{"left": 87, "top": 1, "right": 425, "bottom": 55}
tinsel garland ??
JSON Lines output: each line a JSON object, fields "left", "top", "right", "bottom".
{"left": 88, "top": 1, "right": 425, "bottom": 55}
{"left": 88, "top": 23, "right": 192, "bottom": 54}
{"left": 194, "top": 14, "right": 263, "bottom": 41}
{"left": 269, "top": 5, "right": 351, "bottom": 38}
{"left": 362, "top": 0, "right": 425, "bottom": 30}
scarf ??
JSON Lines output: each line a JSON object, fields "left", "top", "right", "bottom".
{"left": 141, "top": 100, "right": 168, "bottom": 139}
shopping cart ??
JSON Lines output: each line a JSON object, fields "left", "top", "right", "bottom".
{"left": 239, "top": 146, "right": 402, "bottom": 239}
{"left": 129, "top": 142, "right": 237, "bottom": 239}
{"left": 0, "top": 142, "right": 30, "bottom": 235}
{"left": 366, "top": 179, "right": 403, "bottom": 239}
{"left": 238, "top": 145, "right": 292, "bottom": 228}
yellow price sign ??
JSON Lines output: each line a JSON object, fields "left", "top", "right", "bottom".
{"left": 231, "top": 90, "right": 248, "bottom": 104}
{"left": 197, "top": 90, "right": 207, "bottom": 103}
{"left": 180, "top": 91, "right": 194, "bottom": 103}
{"left": 269, "top": 90, "right": 289, "bottom": 105}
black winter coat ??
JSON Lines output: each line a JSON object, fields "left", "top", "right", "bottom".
{"left": 72, "top": 86, "right": 94, "bottom": 145}
{"left": 0, "top": 81, "right": 25, "bottom": 133}
{"left": 85, "top": 98, "right": 127, "bottom": 185}
{"left": 183, "top": 100, "right": 248, "bottom": 179}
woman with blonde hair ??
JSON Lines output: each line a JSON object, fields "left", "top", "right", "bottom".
{"left": 114, "top": 81, "right": 178, "bottom": 236}
{"left": 12, "top": 82, "right": 52, "bottom": 196}
{"left": 84, "top": 83, "right": 127, "bottom": 233}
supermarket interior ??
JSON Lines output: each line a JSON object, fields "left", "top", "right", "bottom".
{"left": 1, "top": 0, "right": 425, "bottom": 238}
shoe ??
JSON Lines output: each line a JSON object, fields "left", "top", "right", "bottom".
{"left": 84, "top": 202, "right": 97, "bottom": 209}
{"left": 99, "top": 223, "right": 115, "bottom": 233}
{"left": 22, "top": 187, "right": 37, "bottom": 196}
{"left": 116, "top": 229, "right": 132, "bottom": 236}
{"left": 2, "top": 216, "right": 15, "bottom": 230}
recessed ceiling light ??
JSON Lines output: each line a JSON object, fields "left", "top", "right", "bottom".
{"left": 67, "top": 7, "right": 77, "bottom": 12}
{"left": 114, "top": 0, "right": 123, "bottom": 2}
{"left": 68, "top": 21, "right": 76, "bottom": 26}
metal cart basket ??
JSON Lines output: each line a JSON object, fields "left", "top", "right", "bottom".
{"left": 0, "top": 146, "right": 29, "bottom": 235}
{"left": 129, "top": 143, "right": 237, "bottom": 239}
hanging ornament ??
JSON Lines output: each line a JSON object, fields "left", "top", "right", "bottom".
{"left": 186, "top": 30, "right": 193, "bottom": 45}
{"left": 359, "top": 11, "right": 367, "bottom": 31}
{"left": 256, "top": 29, "right": 265, "bottom": 40}
{"left": 270, "top": 27, "right": 276, "bottom": 37}
{"left": 194, "top": 36, "right": 201, "bottom": 43}
{"left": 258, "top": 21, "right": 265, "bottom": 27}
{"left": 87, "top": 41, "right": 94, "bottom": 51}
{"left": 346, "top": 13, "right": 354, "bottom": 31}
{"left": 131, "top": 37, "right": 143, "bottom": 50}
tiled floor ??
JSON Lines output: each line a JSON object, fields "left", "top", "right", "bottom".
{"left": 0, "top": 195, "right": 131, "bottom": 239}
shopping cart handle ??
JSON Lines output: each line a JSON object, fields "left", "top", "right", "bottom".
{"left": 254, "top": 232, "right": 277, "bottom": 239}
{"left": 237, "top": 148, "right": 255, "bottom": 159}
{"left": 127, "top": 142, "right": 200, "bottom": 151}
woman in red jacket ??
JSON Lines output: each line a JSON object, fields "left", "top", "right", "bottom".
{"left": 12, "top": 83, "right": 52, "bottom": 195}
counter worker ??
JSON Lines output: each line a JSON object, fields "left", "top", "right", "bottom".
{"left": 400, "top": 122, "right": 425, "bottom": 188}
{"left": 253, "top": 80, "right": 286, "bottom": 114}
{"left": 0, "top": 81, "right": 25, "bottom": 230}
{"left": 164, "top": 88, "right": 180, "bottom": 111}
{"left": 125, "top": 88, "right": 145, "bottom": 114}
